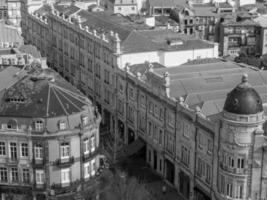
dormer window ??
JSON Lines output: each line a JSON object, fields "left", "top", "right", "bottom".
{"left": 59, "top": 121, "right": 67, "bottom": 130}
{"left": 82, "top": 116, "right": 89, "bottom": 126}
{"left": 7, "top": 119, "right": 17, "bottom": 130}
{"left": 33, "top": 120, "right": 44, "bottom": 131}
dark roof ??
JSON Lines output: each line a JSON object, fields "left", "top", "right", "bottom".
{"left": 0, "top": 21, "right": 23, "bottom": 44}
{"left": 218, "top": 2, "right": 233, "bottom": 8}
{"left": 0, "top": 67, "right": 90, "bottom": 118}
{"left": 224, "top": 74, "right": 263, "bottom": 115}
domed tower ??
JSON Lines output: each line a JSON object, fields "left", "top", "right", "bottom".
{"left": 217, "top": 74, "right": 265, "bottom": 200}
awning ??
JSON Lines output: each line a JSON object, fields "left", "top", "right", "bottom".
{"left": 121, "top": 138, "right": 146, "bottom": 157}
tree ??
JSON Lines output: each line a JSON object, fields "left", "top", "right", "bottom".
{"left": 101, "top": 170, "right": 152, "bottom": 200}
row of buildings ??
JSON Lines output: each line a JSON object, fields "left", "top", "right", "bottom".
{"left": 0, "top": 47, "right": 101, "bottom": 199}
{"left": 19, "top": 2, "right": 267, "bottom": 200}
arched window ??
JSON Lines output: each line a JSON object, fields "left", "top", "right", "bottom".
{"left": 7, "top": 119, "right": 17, "bottom": 130}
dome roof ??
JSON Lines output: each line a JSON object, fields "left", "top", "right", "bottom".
{"left": 224, "top": 74, "right": 263, "bottom": 115}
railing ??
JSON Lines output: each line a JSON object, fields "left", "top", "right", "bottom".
{"left": 83, "top": 148, "right": 99, "bottom": 162}
{"left": 54, "top": 156, "right": 75, "bottom": 167}
{"left": 32, "top": 158, "right": 45, "bottom": 168}
{"left": 5, "top": 157, "right": 19, "bottom": 165}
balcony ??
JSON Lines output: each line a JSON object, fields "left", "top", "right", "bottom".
{"left": 54, "top": 156, "right": 74, "bottom": 168}
{"left": 83, "top": 148, "right": 100, "bottom": 162}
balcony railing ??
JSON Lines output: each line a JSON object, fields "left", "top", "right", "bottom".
{"left": 54, "top": 156, "right": 74, "bottom": 167}
{"left": 5, "top": 157, "right": 19, "bottom": 165}
{"left": 83, "top": 148, "right": 99, "bottom": 162}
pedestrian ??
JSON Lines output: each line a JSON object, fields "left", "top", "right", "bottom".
{"left": 162, "top": 185, "right": 166, "bottom": 195}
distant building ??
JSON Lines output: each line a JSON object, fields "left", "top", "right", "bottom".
{"left": 0, "top": 20, "right": 23, "bottom": 48}
{"left": 0, "top": 0, "right": 8, "bottom": 20}
{"left": 6, "top": 0, "right": 21, "bottom": 26}
{"left": 0, "top": 48, "right": 101, "bottom": 200}
{"left": 254, "top": 15, "right": 267, "bottom": 55}
{"left": 219, "top": 19, "right": 260, "bottom": 57}
{"left": 147, "top": 0, "right": 184, "bottom": 16}
{"left": 104, "top": 0, "right": 138, "bottom": 15}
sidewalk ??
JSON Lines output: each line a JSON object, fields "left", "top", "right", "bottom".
{"left": 117, "top": 156, "right": 183, "bottom": 200}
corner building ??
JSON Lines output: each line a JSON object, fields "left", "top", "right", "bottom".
{"left": 0, "top": 67, "right": 101, "bottom": 199}
{"left": 217, "top": 75, "right": 265, "bottom": 200}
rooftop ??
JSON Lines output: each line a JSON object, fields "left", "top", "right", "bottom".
{"left": 148, "top": 0, "right": 186, "bottom": 7}
{"left": 0, "top": 66, "right": 91, "bottom": 118}
{"left": 0, "top": 20, "right": 23, "bottom": 45}
{"left": 147, "top": 59, "right": 267, "bottom": 117}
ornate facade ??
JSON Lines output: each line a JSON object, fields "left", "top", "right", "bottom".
{"left": 0, "top": 61, "right": 101, "bottom": 199}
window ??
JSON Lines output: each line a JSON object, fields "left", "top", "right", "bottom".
{"left": 11, "top": 168, "right": 18, "bottom": 182}
{"left": 0, "top": 142, "right": 6, "bottom": 156}
{"left": 159, "top": 129, "right": 163, "bottom": 146}
{"left": 207, "top": 139, "right": 212, "bottom": 154}
{"left": 226, "top": 183, "right": 233, "bottom": 197}
{"left": 82, "top": 116, "right": 89, "bottom": 126}
{"left": 35, "top": 144, "right": 43, "bottom": 159}
{"left": 84, "top": 162, "right": 91, "bottom": 178}
{"left": 167, "top": 111, "right": 175, "bottom": 127}
{"left": 59, "top": 121, "right": 66, "bottom": 130}
{"left": 219, "top": 175, "right": 225, "bottom": 194}
{"left": 61, "top": 168, "right": 70, "bottom": 183}
{"left": 140, "top": 94, "right": 145, "bottom": 108}
{"left": 36, "top": 170, "right": 44, "bottom": 184}
{"left": 21, "top": 143, "right": 28, "bottom": 157}
{"left": 149, "top": 101, "right": 153, "bottom": 114}
{"left": 154, "top": 104, "right": 159, "bottom": 118}
{"left": 228, "top": 156, "right": 234, "bottom": 168}
{"left": 104, "top": 88, "right": 110, "bottom": 104}
{"left": 236, "top": 184, "right": 243, "bottom": 199}
{"left": 206, "top": 164, "right": 211, "bottom": 184}
{"left": 34, "top": 120, "right": 43, "bottom": 131}
{"left": 118, "top": 7, "right": 121, "bottom": 10}
{"left": 237, "top": 158, "right": 245, "bottom": 169}
{"left": 90, "top": 135, "right": 95, "bottom": 152}
{"left": 60, "top": 142, "right": 70, "bottom": 158}
{"left": 131, "top": 7, "right": 135, "bottom": 10}
{"left": 84, "top": 138, "right": 90, "bottom": 154}
{"left": 91, "top": 159, "right": 96, "bottom": 176}
{"left": 148, "top": 150, "right": 151, "bottom": 162}
{"left": 181, "top": 146, "right": 190, "bottom": 166}
{"left": 0, "top": 167, "right": 7, "bottom": 182}
{"left": 129, "top": 87, "right": 134, "bottom": 100}
{"left": 198, "top": 132, "right": 204, "bottom": 149}
{"left": 148, "top": 121, "right": 153, "bottom": 136}
{"left": 22, "top": 169, "right": 30, "bottom": 183}
{"left": 104, "top": 70, "right": 110, "bottom": 84}
{"left": 153, "top": 125, "right": 158, "bottom": 143}
{"left": 166, "top": 132, "right": 174, "bottom": 154}
{"left": 183, "top": 122, "right": 190, "bottom": 138}
{"left": 10, "top": 142, "right": 17, "bottom": 159}
{"left": 7, "top": 119, "right": 17, "bottom": 129}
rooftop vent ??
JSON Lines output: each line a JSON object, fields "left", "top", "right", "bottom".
{"left": 167, "top": 38, "right": 183, "bottom": 46}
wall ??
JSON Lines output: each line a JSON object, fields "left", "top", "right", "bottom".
{"left": 114, "top": 5, "right": 138, "bottom": 15}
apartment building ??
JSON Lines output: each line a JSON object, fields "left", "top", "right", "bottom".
{"left": 117, "top": 59, "right": 267, "bottom": 200}
{"left": 21, "top": 4, "right": 218, "bottom": 155}
{"left": 0, "top": 20, "right": 23, "bottom": 48}
{"left": 0, "top": 49, "right": 101, "bottom": 200}
{"left": 219, "top": 19, "right": 260, "bottom": 57}
{"left": 6, "top": 0, "right": 21, "bottom": 26}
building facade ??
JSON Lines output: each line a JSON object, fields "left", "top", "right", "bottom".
{"left": 0, "top": 56, "right": 101, "bottom": 199}
{"left": 219, "top": 19, "right": 260, "bottom": 57}
{"left": 6, "top": 0, "right": 21, "bottom": 26}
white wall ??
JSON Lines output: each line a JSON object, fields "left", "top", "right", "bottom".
{"left": 120, "top": 45, "right": 218, "bottom": 67}
{"left": 239, "top": 0, "right": 255, "bottom": 6}
{"left": 114, "top": 5, "right": 138, "bottom": 15}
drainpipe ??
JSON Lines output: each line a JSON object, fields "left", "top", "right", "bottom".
{"left": 260, "top": 146, "right": 264, "bottom": 199}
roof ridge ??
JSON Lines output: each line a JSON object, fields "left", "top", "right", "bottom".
{"left": 52, "top": 85, "right": 83, "bottom": 112}
{"left": 50, "top": 86, "right": 69, "bottom": 115}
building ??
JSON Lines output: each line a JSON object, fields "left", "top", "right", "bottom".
{"left": 147, "top": 0, "right": 185, "bottom": 16}
{"left": 20, "top": 4, "right": 218, "bottom": 160}
{"left": 0, "top": 20, "right": 23, "bottom": 48}
{"left": 0, "top": 0, "right": 8, "bottom": 20}
{"left": 0, "top": 49, "right": 101, "bottom": 200}
{"left": 254, "top": 15, "right": 267, "bottom": 56}
{"left": 103, "top": 0, "right": 138, "bottom": 15}
{"left": 219, "top": 19, "right": 260, "bottom": 57}
{"left": 115, "top": 58, "right": 267, "bottom": 200}
{"left": 6, "top": 0, "right": 21, "bottom": 26}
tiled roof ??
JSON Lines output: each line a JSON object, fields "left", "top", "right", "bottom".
{"left": 0, "top": 20, "right": 23, "bottom": 44}
{"left": 0, "top": 67, "right": 91, "bottom": 118}
{"left": 34, "top": 4, "right": 51, "bottom": 16}
{"left": 54, "top": 4, "right": 81, "bottom": 17}
{"left": 151, "top": 59, "right": 267, "bottom": 116}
